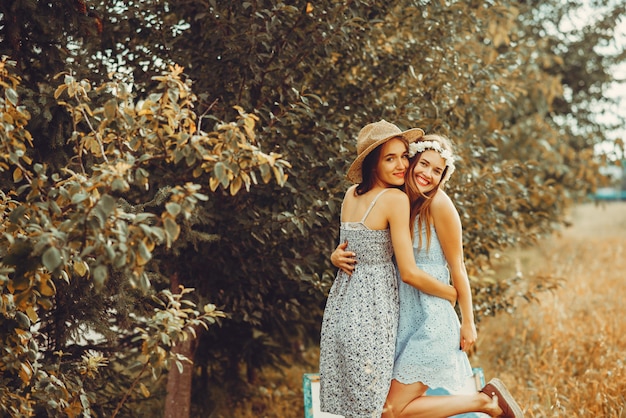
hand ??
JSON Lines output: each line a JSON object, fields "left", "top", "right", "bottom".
{"left": 460, "top": 320, "right": 477, "bottom": 352}
{"left": 331, "top": 241, "right": 357, "bottom": 276}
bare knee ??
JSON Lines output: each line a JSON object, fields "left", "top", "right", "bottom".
{"left": 384, "top": 379, "right": 428, "bottom": 418}
{"left": 382, "top": 401, "right": 397, "bottom": 418}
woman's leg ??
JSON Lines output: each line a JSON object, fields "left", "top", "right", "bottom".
{"left": 382, "top": 380, "right": 428, "bottom": 418}
{"left": 382, "top": 379, "right": 501, "bottom": 418}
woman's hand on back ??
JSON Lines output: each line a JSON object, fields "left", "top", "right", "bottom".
{"left": 331, "top": 241, "right": 357, "bottom": 276}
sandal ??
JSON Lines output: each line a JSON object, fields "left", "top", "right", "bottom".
{"left": 480, "top": 378, "right": 524, "bottom": 418}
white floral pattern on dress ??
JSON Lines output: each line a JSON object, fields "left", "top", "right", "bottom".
{"left": 319, "top": 190, "right": 399, "bottom": 418}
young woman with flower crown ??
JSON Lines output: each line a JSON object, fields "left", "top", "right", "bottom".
{"left": 331, "top": 134, "right": 524, "bottom": 418}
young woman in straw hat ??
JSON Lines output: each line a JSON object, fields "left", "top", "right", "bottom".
{"left": 331, "top": 134, "right": 523, "bottom": 418}
{"left": 320, "top": 120, "right": 461, "bottom": 418}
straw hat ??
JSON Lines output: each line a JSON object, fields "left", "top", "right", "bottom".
{"left": 346, "top": 120, "right": 424, "bottom": 183}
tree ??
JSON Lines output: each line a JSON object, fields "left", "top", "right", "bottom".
{"left": 0, "top": 59, "right": 288, "bottom": 415}
{"left": 1, "top": 0, "right": 624, "bottom": 416}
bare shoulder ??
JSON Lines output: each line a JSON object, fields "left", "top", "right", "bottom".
{"left": 433, "top": 189, "right": 452, "bottom": 206}
{"left": 380, "top": 188, "right": 409, "bottom": 204}
{"left": 344, "top": 184, "right": 358, "bottom": 197}
{"left": 432, "top": 190, "right": 458, "bottom": 217}
{"left": 342, "top": 185, "right": 358, "bottom": 202}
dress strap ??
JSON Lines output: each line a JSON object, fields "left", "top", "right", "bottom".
{"left": 360, "top": 189, "right": 390, "bottom": 223}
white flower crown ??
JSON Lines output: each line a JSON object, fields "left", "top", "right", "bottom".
{"left": 408, "top": 140, "right": 456, "bottom": 182}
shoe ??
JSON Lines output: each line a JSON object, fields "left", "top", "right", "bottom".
{"left": 480, "top": 378, "right": 524, "bottom": 418}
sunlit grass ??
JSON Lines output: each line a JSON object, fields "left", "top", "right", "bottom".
{"left": 476, "top": 202, "right": 626, "bottom": 417}
{"left": 229, "top": 202, "right": 626, "bottom": 418}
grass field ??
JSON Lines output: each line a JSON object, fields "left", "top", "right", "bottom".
{"left": 475, "top": 201, "right": 626, "bottom": 417}
{"left": 230, "top": 201, "right": 626, "bottom": 417}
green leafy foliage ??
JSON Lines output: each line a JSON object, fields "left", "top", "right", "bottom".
{"left": 0, "top": 56, "right": 286, "bottom": 415}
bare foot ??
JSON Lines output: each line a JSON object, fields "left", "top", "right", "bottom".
{"left": 479, "top": 391, "right": 503, "bottom": 417}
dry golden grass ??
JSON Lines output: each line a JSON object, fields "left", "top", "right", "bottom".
{"left": 230, "top": 201, "right": 626, "bottom": 417}
{"left": 475, "top": 201, "right": 626, "bottom": 417}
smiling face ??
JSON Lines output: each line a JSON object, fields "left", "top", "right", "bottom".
{"left": 412, "top": 149, "right": 446, "bottom": 194}
{"left": 375, "top": 137, "right": 410, "bottom": 188}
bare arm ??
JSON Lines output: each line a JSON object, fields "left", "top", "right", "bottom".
{"left": 386, "top": 190, "right": 457, "bottom": 303}
{"left": 433, "top": 191, "right": 477, "bottom": 351}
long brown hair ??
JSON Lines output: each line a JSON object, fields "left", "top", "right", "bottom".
{"left": 404, "top": 134, "right": 454, "bottom": 249}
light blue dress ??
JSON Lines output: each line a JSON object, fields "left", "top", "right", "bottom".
{"left": 392, "top": 218, "right": 473, "bottom": 393}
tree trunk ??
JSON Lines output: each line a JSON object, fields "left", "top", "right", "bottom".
{"left": 163, "top": 273, "right": 199, "bottom": 418}
{"left": 163, "top": 334, "right": 198, "bottom": 418}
